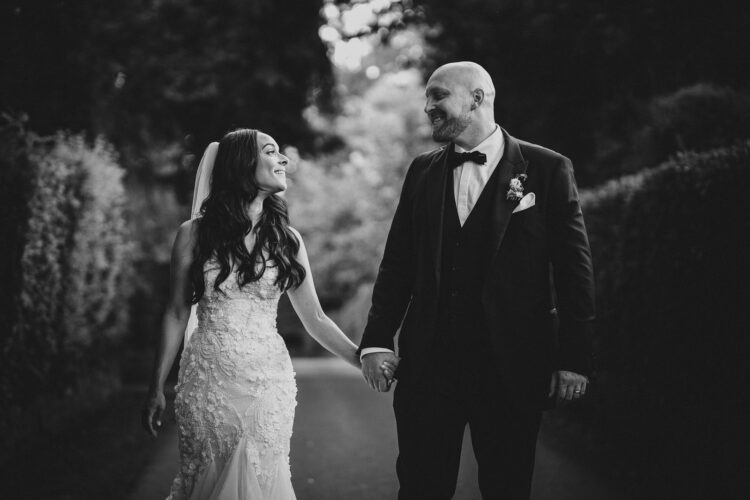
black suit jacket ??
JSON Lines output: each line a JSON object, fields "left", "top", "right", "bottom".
{"left": 359, "top": 129, "right": 595, "bottom": 409}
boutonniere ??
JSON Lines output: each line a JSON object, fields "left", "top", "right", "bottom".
{"left": 506, "top": 173, "right": 527, "bottom": 201}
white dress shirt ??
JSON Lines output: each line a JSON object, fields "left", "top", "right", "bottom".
{"left": 361, "top": 125, "right": 505, "bottom": 360}
{"left": 452, "top": 124, "right": 505, "bottom": 225}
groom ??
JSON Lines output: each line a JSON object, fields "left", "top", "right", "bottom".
{"left": 358, "top": 61, "right": 595, "bottom": 499}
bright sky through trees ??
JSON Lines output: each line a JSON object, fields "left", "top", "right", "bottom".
{"left": 319, "top": 0, "right": 411, "bottom": 71}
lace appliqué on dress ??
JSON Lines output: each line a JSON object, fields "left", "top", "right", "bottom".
{"left": 166, "top": 261, "right": 297, "bottom": 500}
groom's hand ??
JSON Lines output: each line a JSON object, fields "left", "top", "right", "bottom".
{"left": 362, "top": 352, "right": 400, "bottom": 392}
{"left": 549, "top": 370, "right": 588, "bottom": 402}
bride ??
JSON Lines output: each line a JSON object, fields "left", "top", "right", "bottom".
{"left": 141, "top": 128, "right": 396, "bottom": 499}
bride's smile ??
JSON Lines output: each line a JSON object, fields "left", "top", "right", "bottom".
{"left": 255, "top": 131, "right": 289, "bottom": 193}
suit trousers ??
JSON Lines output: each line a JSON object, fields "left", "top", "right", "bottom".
{"left": 393, "top": 374, "right": 541, "bottom": 500}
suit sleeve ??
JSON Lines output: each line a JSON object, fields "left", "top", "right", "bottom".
{"left": 357, "top": 159, "right": 419, "bottom": 355}
{"left": 548, "top": 157, "right": 595, "bottom": 376}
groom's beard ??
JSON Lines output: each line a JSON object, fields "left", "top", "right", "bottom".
{"left": 432, "top": 112, "right": 471, "bottom": 142}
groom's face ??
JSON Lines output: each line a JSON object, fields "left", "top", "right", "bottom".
{"left": 424, "top": 71, "right": 473, "bottom": 143}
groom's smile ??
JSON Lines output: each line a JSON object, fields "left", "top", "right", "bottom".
{"left": 428, "top": 109, "right": 446, "bottom": 127}
{"left": 424, "top": 69, "right": 476, "bottom": 144}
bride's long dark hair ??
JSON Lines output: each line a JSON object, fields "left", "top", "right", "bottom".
{"left": 189, "top": 128, "right": 305, "bottom": 303}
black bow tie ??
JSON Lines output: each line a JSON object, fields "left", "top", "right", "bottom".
{"left": 447, "top": 149, "right": 487, "bottom": 168}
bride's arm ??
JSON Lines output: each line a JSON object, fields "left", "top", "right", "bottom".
{"left": 142, "top": 219, "right": 196, "bottom": 436}
{"left": 286, "top": 228, "right": 360, "bottom": 369}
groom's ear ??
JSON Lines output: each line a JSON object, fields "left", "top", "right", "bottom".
{"left": 471, "top": 88, "right": 485, "bottom": 109}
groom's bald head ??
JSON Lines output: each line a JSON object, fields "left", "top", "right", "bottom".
{"left": 429, "top": 62, "right": 496, "bottom": 107}
{"left": 424, "top": 62, "right": 496, "bottom": 148}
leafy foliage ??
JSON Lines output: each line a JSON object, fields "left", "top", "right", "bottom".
{"left": 639, "top": 83, "right": 750, "bottom": 167}
{"left": 0, "top": 131, "right": 132, "bottom": 409}
{"left": 579, "top": 143, "right": 750, "bottom": 496}
{"left": 1, "top": 0, "right": 338, "bottom": 353}
{"left": 0, "top": 118, "right": 33, "bottom": 352}
{"left": 287, "top": 69, "right": 433, "bottom": 311}
{"left": 1, "top": 0, "right": 333, "bottom": 174}
{"left": 332, "top": 0, "right": 750, "bottom": 186}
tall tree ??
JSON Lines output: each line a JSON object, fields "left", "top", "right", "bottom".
{"left": 1, "top": 0, "right": 334, "bottom": 173}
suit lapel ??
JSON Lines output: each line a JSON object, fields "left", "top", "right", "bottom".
{"left": 488, "top": 129, "right": 528, "bottom": 264}
{"left": 426, "top": 145, "right": 452, "bottom": 288}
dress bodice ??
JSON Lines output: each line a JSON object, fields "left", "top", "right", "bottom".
{"left": 195, "top": 259, "right": 282, "bottom": 338}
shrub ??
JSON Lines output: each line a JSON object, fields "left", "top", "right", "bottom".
{"left": 0, "top": 130, "right": 132, "bottom": 411}
{"left": 0, "top": 119, "right": 33, "bottom": 373}
{"left": 640, "top": 83, "right": 750, "bottom": 168}
{"left": 580, "top": 142, "right": 750, "bottom": 497}
{"left": 593, "top": 84, "right": 750, "bottom": 184}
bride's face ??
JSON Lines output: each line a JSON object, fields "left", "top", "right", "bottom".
{"left": 254, "top": 132, "right": 289, "bottom": 194}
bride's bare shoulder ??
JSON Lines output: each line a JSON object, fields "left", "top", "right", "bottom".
{"left": 172, "top": 219, "right": 200, "bottom": 262}
{"left": 287, "top": 226, "right": 309, "bottom": 258}
{"left": 288, "top": 226, "right": 307, "bottom": 247}
{"left": 177, "top": 218, "right": 200, "bottom": 239}
{"left": 288, "top": 225, "right": 301, "bottom": 239}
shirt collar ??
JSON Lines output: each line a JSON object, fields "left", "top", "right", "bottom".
{"left": 454, "top": 124, "right": 503, "bottom": 158}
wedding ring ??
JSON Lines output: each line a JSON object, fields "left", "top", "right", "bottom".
{"left": 574, "top": 390, "right": 581, "bottom": 393}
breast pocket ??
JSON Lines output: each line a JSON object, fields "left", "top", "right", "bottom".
{"left": 508, "top": 205, "right": 543, "bottom": 236}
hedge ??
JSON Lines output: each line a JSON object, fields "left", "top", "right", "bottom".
{"left": 579, "top": 141, "right": 750, "bottom": 497}
{"left": 0, "top": 126, "right": 132, "bottom": 417}
{"left": 0, "top": 121, "right": 32, "bottom": 363}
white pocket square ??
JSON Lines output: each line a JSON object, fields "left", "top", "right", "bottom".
{"left": 512, "top": 192, "right": 535, "bottom": 214}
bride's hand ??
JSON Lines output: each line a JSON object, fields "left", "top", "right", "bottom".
{"left": 141, "top": 390, "right": 166, "bottom": 438}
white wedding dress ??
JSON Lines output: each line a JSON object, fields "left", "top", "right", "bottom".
{"left": 167, "top": 258, "right": 297, "bottom": 500}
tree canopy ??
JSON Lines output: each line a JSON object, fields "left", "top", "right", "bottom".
{"left": 331, "top": 0, "right": 750, "bottom": 185}
{"left": 1, "top": 0, "right": 333, "bottom": 175}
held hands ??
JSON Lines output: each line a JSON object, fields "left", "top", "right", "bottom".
{"left": 141, "top": 390, "right": 166, "bottom": 437}
{"left": 361, "top": 352, "right": 400, "bottom": 392}
{"left": 549, "top": 370, "right": 588, "bottom": 402}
